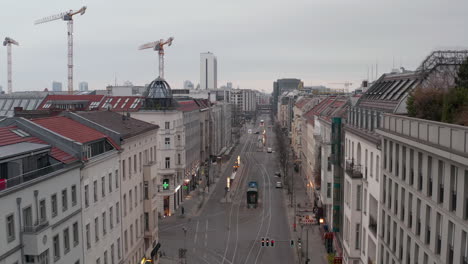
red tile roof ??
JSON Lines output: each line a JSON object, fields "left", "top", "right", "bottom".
{"left": 177, "top": 100, "right": 201, "bottom": 112}
{"left": 295, "top": 98, "right": 312, "bottom": 109}
{"left": 31, "top": 116, "right": 120, "bottom": 150}
{"left": 37, "top": 95, "right": 105, "bottom": 110}
{"left": 0, "top": 126, "right": 77, "bottom": 164}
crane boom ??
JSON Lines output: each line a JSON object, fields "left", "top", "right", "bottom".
{"left": 34, "top": 6, "right": 86, "bottom": 24}
{"left": 139, "top": 37, "right": 174, "bottom": 79}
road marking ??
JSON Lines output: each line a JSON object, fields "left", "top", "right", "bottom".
{"left": 194, "top": 220, "right": 199, "bottom": 244}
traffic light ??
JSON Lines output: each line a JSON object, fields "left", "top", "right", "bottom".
{"left": 270, "top": 240, "right": 275, "bottom": 247}
{"left": 290, "top": 239, "right": 294, "bottom": 247}
{"left": 261, "top": 237, "right": 265, "bottom": 247}
{"left": 298, "top": 238, "right": 302, "bottom": 249}
{"left": 266, "top": 238, "right": 269, "bottom": 247}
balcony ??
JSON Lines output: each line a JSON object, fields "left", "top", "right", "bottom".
{"left": 0, "top": 163, "right": 64, "bottom": 192}
{"left": 369, "top": 215, "right": 378, "bottom": 235}
{"left": 23, "top": 220, "right": 51, "bottom": 255}
{"left": 345, "top": 160, "right": 363, "bottom": 178}
{"left": 23, "top": 219, "right": 49, "bottom": 234}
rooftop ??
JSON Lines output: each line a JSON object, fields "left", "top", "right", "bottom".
{"left": 31, "top": 116, "right": 118, "bottom": 147}
{"left": 0, "top": 126, "right": 77, "bottom": 164}
{"left": 0, "top": 142, "right": 50, "bottom": 160}
{"left": 76, "top": 111, "right": 158, "bottom": 139}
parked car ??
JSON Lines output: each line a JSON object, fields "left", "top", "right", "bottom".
{"left": 275, "top": 181, "right": 282, "bottom": 188}
{"left": 274, "top": 171, "right": 281, "bottom": 177}
{"left": 267, "top": 147, "right": 272, "bottom": 153}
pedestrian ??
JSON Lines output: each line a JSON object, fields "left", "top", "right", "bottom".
{"left": 181, "top": 206, "right": 185, "bottom": 215}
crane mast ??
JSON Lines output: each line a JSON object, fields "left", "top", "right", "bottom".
{"left": 3, "top": 37, "right": 19, "bottom": 94}
{"left": 139, "top": 37, "right": 174, "bottom": 79}
{"left": 35, "top": 6, "right": 86, "bottom": 94}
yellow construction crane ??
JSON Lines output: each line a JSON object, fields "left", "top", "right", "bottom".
{"left": 35, "top": 6, "right": 87, "bottom": 94}
{"left": 139, "top": 37, "right": 174, "bottom": 79}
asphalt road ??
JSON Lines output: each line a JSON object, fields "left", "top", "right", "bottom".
{"left": 159, "top": 114, "right": 295, "bottom": 264}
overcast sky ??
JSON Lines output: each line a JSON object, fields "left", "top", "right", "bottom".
{"left": 1, "top": 0, "right": 468, "bottom": 93}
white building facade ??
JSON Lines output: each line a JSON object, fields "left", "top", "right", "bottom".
{"left": 200, "top": 52, "right": 217, "bottom": 90}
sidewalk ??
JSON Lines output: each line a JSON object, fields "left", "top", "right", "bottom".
{"left": 284, "top": 165, "right": 328, "bottom": 264}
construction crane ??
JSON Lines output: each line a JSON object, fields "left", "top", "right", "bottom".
{"left": 138, "top": 37, "right": 174, "bottom": 79}
{"left": 3, "top": 37, "right": 19, "bottom": 94}
{"left": 329, "top": 81, "right": 353, "bottom": 92}
{"left": 35, "top": 6, "right": 87, "bottom": 94}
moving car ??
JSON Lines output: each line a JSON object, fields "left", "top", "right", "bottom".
{"left": 248, "top": 129, "right": 252, "bottom": 134}
{"left": 267, "top": 147, "right": 272, "bottom": 153}
{"left": 275, "top": 181, "right": 282, "bottom": 188}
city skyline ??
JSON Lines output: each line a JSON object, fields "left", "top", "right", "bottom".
{"left": 0, "top": 0, "right": 467, "bottom": 93}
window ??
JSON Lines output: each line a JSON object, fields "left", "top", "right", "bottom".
{"left": 93, "top": 180, "right": 98, "bottom": 203}
{"left": 111, "top": 244, "right": 115, "bottom": 264}
{"left": 40, "top": 199, "right": 47, "bottom": 221}
{"left": 355, "top": 224, "right": 361, "bottom": 250}
{"left": 327, "top": 183, "right": 332, "bottom": 198}
{"left": 95, "top": 217, "right": 99, "bottom": 242}
{"left": 84, "top": 185, "right": 89, "bottom": 208}
{"left": 129, "top": 190, "right": 133, "bottom": 212}
{"left": 62, "top": 189, "right": 68, "bottom": 212}
{"left": 64, "top": 228, "right": 70, "bottom": 253}
{"left": 123, "top": 194, "right": 127, "bottom": 216}
{"left": 145, "top": 212, "right": 149, "bottom": 231}
{"left": 165, "top": 157, "right": 170, "bottom": 169}
{"left": 136, "top": 219, "right": 139, "bottom": 238}
{"left": 427, "top": 156, "right": 433, "bottom": 197}
{"left": 144, "top": 182, "right": 149, "bottom": 200}
{"left": 6, "top": 214, "right": 15, "bottom": 242}
{"left": 104, "top": 250, "right": 108, "bottom": 264}
{"left": 130, "top": 224, "right": 134, "bottom": 246}
{"left": 101, "top": 176, "right": 106, "bottom": 197}
{"left": 115, "top": 170, "right": 119, "bottom": 189}
{"left": 124, "top": 230, "right": 128, "bottom": 252}
{"left": 52, "top": 194, "right": 58, "bottom": 217}
{"left": 438, "top": 160, "right": 444, "bottom": 204}
{"left": 116, "top": 202, "right": 120, "bottom": 223}
{"left": 129, "top": 157, "right": 132, "bottom": 177}
{"left": 450, "top": 165, "right": 457, "bottom": 212}
{"left": 140, "top": 182, "right": 143, "bottom": 202}
{"left": 122, "top": 160, "right": 126, "bottom": 180}
{"left": 356, "top": 185, "right": 362, "bottom": 211}
{"left": 165, "top": 137, "right": 170, "bottom": 148}
{"left": 86, "top": 224, "right": 91, "bottom": 249}
{"left": 134, "top": 154, "right": 137, "bottom": 173}
{"left": 71, "top": 185, "right": 77, "bottom": 206}
{"left": 53, "top": 235, "right": 60, "bottom": 261}
{"left": 134, "top": 186, "right": 138, "bottom": 207}
{"left": 109, "top": 206, "right": 114, "bottom": 229}
{"left": 117, "top": 237, "right": 122, "bottom": 259}
{"left": 165, "top": 121, "right": 170, "bottom": 129}
{"left": 102, "top": 212, "right": 107, "bottom": 235}
{"left": 139, "top": 152, "right": 142, "bottom": 172}
{"left": 178, "top": 153, "right": 181, "bottom": 165}
{"left": 73, "top": 222, "right": 79, "bottom": 246}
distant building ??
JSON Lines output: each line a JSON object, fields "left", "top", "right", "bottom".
{"left": 272, "top": 78, "right": 302, "bottom": 116}
{"left": 79, "top": 81, "right": 89, "bottom": 92}
{"left": 52, "top": 81, "right": 62, "bottom": 92}
{"left": 227, "top": 82, "right": 233, "bottom": 89}
{"left": 183, "top": 80, "right": 194, "bottom": 90}
{"left": 0, "top": 85, "right": 3, "bottom": 94}
{"left": 200, "top": 52, "right": 217, "bottom": 90}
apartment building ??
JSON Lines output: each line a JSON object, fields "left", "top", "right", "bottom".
{"left": 26, "top": 116, "right": 122, "bottom": 264}
{"left": 376, "top": 114, "right": 468, "bottom": 264}
{"left": 0, "top": 123, "right": 83, "bottom": 264}
{"left": 69, "top": 111, "right": 161, "bottom": 264}
{"left": 131, "top": 78, "right": 185, "bottom": 217}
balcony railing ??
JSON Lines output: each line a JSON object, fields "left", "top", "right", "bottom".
{"left": 0, "top": 163, "right": 64, "bottom": 192}
{"left": 345, "top": 160, "right": 363, "bottom": 178}
{"left": 369, "top": 215, "right": 378, "bottom": 235}
{"left": 23, "top": 219, "right": 49, "bottom": 233}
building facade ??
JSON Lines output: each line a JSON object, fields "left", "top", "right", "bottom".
{"left": 200, "top": 52, "right": 217, "bottom": 90}
{"left": 377, "top": 114, "right": 468, "bottom": 264}
{"left": 79, "top": 82, "right": 89, "bottom": 92}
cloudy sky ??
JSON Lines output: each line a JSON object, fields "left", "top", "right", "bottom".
{"left": 1, "top": 0, "right": 467, "bottom": 93}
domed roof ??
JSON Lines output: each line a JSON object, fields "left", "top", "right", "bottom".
{"left": 144, "top": 77, "right": 172, "bottom": 99}
{"left": 142, "top": 77, "right": 178, "bottom": 110}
